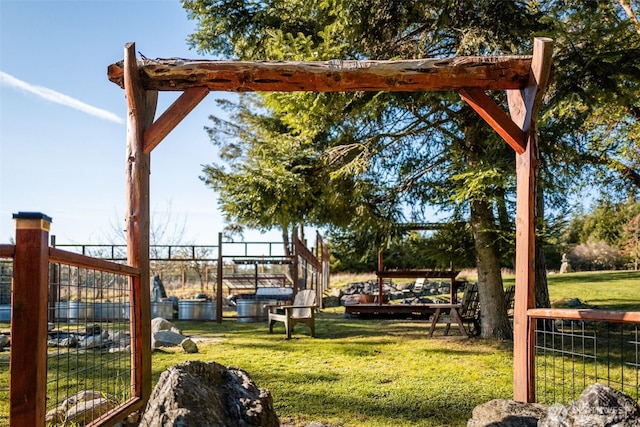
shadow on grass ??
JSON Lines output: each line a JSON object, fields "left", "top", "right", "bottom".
{"left": 278, "top": 386, "right": 472, "bottom": 426}
{"left": 552, "top": 298, "right": 640, "bottom": 311}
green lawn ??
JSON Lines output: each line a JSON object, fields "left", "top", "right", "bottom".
{"left": 158, "top": 269, "right": 639, "bottom": 427}
{"left": 499, "top": 270, "right": 640, "bottom": 310}
{"left": 157, "top": 315, "right": 513, "bottom": 427}
{"left": 546, "top": 270, "right": 640, "bottom": 310}
{"left": 2, "top": 270, "right": 640, "bottom": 426}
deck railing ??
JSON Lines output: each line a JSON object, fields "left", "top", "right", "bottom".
{"left": 528, "top": 308, "right": 640, "bottom": 405}
{"left": 2, "top": 213, "right": 145, "bottom": 426}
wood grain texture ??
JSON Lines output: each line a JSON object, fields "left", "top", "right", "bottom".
{"left": 108, "top": 56, "right": 533, "bottom": 92}
{"left": 511, "top": 37, "right": 554, "bottom": 404}
{"left": 10, "top": 219, "right": 50, "bottom": 427}
{"left": 124, "top": 42, "right": 156, "bottom": 405}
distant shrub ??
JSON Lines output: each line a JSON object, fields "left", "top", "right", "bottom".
{"left": 567, "top": 240, "right": 626, "bottom": 271}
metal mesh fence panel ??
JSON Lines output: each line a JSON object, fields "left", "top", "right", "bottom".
{"left": 0, "top": 259, "right": 12, "bottom": 426}
{"left": 535, "top": 317, "right": 640, "bottom": 405}
{"left": 46, "top": 262, "right": 133, "bottom": 424}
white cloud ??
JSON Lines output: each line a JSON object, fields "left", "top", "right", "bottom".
{"left": 0, "top": 70, "right": 124, "bottom": 124}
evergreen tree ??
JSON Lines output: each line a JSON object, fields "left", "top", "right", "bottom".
{"left": 184, "top": 0, "right": 548, "bottom": 339}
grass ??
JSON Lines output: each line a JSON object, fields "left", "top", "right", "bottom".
{"left": 154, "top": 313, "right": 513, "bottom": 427}
{"left": 546, "top": 270, "right": 640, "bottom": 310}
{"left": 497, "top": 270, "right": 640, "bottom": 310}
{"left": 2, "top": 270, "right": 640, "bottom": 426}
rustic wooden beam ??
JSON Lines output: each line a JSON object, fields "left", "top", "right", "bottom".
{"left": 509, "top": 37, "right": 553, "bottom": 404}
{"left": 124, "top": 41, "right": 157, "bottom": 406}
{"left": 458, "top": 87, "right": 526, "bottom": 154}
{"left": 108, "top": 56, "right": 533, "bottom": 93}
{"left": 143, "top": 86, "right": 209, "bottom": 153}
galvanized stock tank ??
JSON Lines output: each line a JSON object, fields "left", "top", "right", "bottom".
{"left": 178, "top": 299, "right": 216, "bottom": 320}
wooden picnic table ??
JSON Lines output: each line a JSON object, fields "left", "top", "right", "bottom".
{"left": 425, "top": 303, "right": 468, "bottom": 338}
{"left": 344, "top": 302, "right": 469, "bottom": 338}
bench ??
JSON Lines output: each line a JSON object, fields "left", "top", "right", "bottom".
{"left": 267, "top": 289, "right": 317, "bottom": 339}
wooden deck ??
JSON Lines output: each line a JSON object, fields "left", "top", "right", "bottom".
{"left": 345, "top": 303, "right": 439, "bottom": 319}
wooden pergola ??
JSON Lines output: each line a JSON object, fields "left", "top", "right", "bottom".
{"left": 107, "top": 38, "right": 553, "bottom": 404}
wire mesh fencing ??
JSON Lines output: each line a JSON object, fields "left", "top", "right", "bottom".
{"left": 0, "top": 257, "right": 12, "bottom": 427}
{"left": 45, "top": 261, "right": 134, "bottom": 425}
{"left": 534, "top": 316, "right": 640, "bottom": 405}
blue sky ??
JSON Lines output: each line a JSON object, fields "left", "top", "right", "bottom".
{"left": 0, "top": 0, "right": 282, "bottom": 244}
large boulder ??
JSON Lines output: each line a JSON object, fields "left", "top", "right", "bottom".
{"left": 139, "top": 360, "right": 279, "bottom": 427}
{"left": 467, "top": 399, "right": 547, "bottom": 427}
{"left": 539, "top": 383, "right": 640, "bottom": 426}
{"left": 469, "top": 383, "right": 640, "bottom": 427}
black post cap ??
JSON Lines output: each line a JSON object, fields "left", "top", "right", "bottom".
{"left": 12, "top": 212, "right": 53, "bottom": 222}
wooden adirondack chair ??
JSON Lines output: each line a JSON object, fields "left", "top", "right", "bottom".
{"left": 504, "top": 285, "right": 516, "bottom": 318}
{"left": 268, "top": 289, "right": 317, "bottom": 339}
{"left": 443, "top": 282, "right": 481, "bottom": 336}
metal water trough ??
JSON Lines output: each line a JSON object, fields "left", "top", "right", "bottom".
{"left": 237, "top": 287, "right": 293, "bottom": 322}
{"left": 151, "top": 300, "right": 174, "bottom": 319}
{"left": 178, "top": 299, "right": 216, "bottom": 320}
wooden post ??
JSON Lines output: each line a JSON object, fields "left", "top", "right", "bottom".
{"left": 292, "top": 238, "right": 299, "bottom": 296}
{"left": 377, "top": 251, "right": 384, "bottom": 306}
{"left": 449, "top": 277, "right": 456, "bottom": 304}
{"left": 508, "top": 38, "right": 553, "bottom": 402}
{"left": 216, "top": 232, "right": 223, "bottom": 323}
{"left": 10, "top": 212, "right": 51, "bottom": 427}
{"left": 124, "top": 42, "right": 157, "bottom": 404}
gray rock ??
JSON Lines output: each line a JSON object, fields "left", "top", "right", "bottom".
{"left": 45, "top": 390, "right": 114, "bottom": 426}
{"left": 567, "top": 298, "right": 584, "bottom": 308}
{"left": 467, "top": 399, "right": 547, "bottom": 427}
{"left": 340, "top": 294, "right": 361, "bottom": 306}
{"left": 85, "top": 324, "right": 101, "bottom": 336}
{"left": 65, "top": 397, "right": 116, "bottom": 425}
{"left": 60, "top": 336, "right": 78, "bottom": 348}
{"left": 151, "top": 317, "right": 181, "bottom": 335}
{"left": 80, "top": 334, "right": 104, "bottom": 349}
{"left": 181, "top": 337, "right": 199, "bottom": 353}
{"left": 110, "top": 330, "right": 131, "bottom": 347}
{"left": 322, "top": 296, "right": 340, "bottom": 307}
{"left": 152, "top": 330, "right": 186, "bottom": 348}
{"left": 139, "top": 360, "right": 279, "bottom": 427}
{"left": 539, "top": 383, "right": 640, "bottom": 427}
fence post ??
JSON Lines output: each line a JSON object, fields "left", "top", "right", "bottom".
{"left": 10, "top": 212, "right": 52, "bottom": 427}
{"left": 216, "top": 232, "right": 223, "bottom": 323}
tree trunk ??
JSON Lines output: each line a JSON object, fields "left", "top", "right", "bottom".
{"left": 462, "top": 106, "right": 512, "bottom": 340}
{"left": 495, "top": 188, "right": 515, "bottom": 270}
{"left": 470, "top": 198, "right": 513, "bottom": 340}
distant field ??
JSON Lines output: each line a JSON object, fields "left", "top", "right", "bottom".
{"left": 332, "top": 270, "right": 640, "bottom": 311}
{"left": 544, "top": 270, "right": 640, "bottom": 310}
